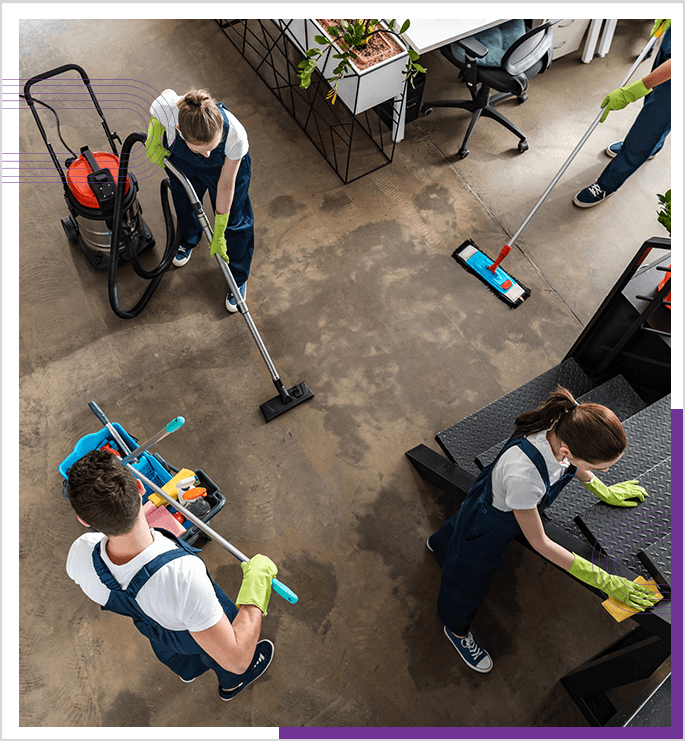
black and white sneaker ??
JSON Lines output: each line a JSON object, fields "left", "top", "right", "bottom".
{"left": 444, "top": 626, "right": 493, "bottom": 673}
{"left": 218, "top": 639, "right": 274, "bottom": 701}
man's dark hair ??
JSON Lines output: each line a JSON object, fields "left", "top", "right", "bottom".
{"left": 67, "top": 449, "right": 141, "bottom": 536}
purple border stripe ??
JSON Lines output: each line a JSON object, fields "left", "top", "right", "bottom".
{"left": 670, "top": 409, "right": 683, "bottom": 738}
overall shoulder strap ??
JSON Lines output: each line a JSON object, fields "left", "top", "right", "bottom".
{"left": 515, "top": 437, "right": 551, "bottom": 490}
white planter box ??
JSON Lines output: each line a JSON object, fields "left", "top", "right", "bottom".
{"left": 276, "top": 19, "right": 409, "bottom": 115}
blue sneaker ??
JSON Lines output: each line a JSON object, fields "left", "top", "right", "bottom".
{"left": 172, "top": 246, "right": 193, "bottom": 267}
{"left": 218, "top": 639, "right": 274, "bottom": 701}
{"left": 573, "top": 181, "right": 614, "bottom": 208}
{"left": 225, "top": 282, "right": 246, "bottom": 313}
{"left": 444, "top": 627, "right": 493, "bottom": 673}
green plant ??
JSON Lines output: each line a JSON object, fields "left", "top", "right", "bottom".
{"left": 657, "top": 189, "right": 671, "bottom": 235}
{"left": 297, "top": 19, "right": 425, "bottom": 104}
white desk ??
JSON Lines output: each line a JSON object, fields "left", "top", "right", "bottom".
{"left": 399, "top": 19, "right": 507, "bottom": 54}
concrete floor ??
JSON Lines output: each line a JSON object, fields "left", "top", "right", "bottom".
{"left": 17, "top": 18, "right": 671, "bottom": 730}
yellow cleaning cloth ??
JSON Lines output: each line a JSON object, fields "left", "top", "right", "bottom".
{"left": 602, "top": 577, "right": 663, "bottom": 622}
{"left": 147, "top": 468, "right": 196, "bottom": 507}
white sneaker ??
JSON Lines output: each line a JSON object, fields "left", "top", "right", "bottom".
{"left": 225, "top": 282, "right": 246, "bottom": 313}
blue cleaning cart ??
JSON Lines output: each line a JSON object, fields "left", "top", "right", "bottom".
{"left": 59, "top": 423, "right": 225, "bottom": 547}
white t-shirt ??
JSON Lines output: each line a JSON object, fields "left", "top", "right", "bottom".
{"left": 66, "top": 529, "right": 224, "bottom": 632}
{"left": 149, "top": 89, "right": 249, "bottom": 161}
{"left": 490, "top": 429, "right": 572, "bottom": 512}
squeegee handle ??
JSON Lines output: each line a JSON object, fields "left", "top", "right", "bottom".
{"left": 129, "top": 465, "right": 299, "bottom": 604}
{"left": 509, "top": 32, "right": 661, "bottom": 249}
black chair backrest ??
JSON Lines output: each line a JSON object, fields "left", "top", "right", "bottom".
{"left": 502, "top": 19, "right": 560, "bottom": 76}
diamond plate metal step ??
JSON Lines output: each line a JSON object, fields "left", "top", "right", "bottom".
{"left": 435, "top": 358, "right": 593, "bottom": 476}
{"left": 638, "top": 535, "right": 672, "bottom": 590}
{"left": 475, "top": 375, "right": 646, "bottom": 471}
{"left": 545, "top": 392, "right": 671, "bottom": 540}
{"left": 574, "top": 458, "right": 671, "bottom": 578}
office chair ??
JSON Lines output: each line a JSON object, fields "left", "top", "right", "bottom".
{"left": 421, "top": 20, "right": 560, "bottom": 158}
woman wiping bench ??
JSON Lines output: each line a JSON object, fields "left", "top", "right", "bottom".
{"left": 427, "top": 386, "right": 659, "bottom": 673}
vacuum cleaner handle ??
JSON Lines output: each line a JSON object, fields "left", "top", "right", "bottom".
{"left": 24, "top": 63, "right": 120, "bottom": 155}
{"left": 162, "top": 158, "right": 289, "bottom": 391}
{"left": 130, "top": 465, "right": 299, "bottom": 605}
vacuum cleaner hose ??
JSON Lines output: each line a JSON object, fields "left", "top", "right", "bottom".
{"left": 108, "top": 131, "right": 180, "bottom": 319}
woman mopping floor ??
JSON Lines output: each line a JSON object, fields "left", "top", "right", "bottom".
{"left": 427, "top": 386, "right": 660, "bottom": 673}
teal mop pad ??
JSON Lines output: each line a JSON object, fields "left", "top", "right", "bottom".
{"left": 453, "top": 240, "right": 530, "bottom": 308}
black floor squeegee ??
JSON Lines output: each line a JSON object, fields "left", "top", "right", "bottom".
{"left": 163, "top": 160, "right": 314, "bottom": 422}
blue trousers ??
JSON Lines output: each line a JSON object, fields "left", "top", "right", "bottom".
{"left": 168, "top": 152, "right": 254, "bottom": 287}
{"left": 598, "top": 30, "right": 671, "bottom": 194}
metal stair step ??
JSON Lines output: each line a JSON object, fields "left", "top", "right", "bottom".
{"left": 475, "top": 374, "right": 646, "bottom": 471}
{"left": 574, "top": 457, "right": 671, "bottom": 579}
{"left": 546, "top": 392, "right": 670, "bottom": 540}
{"left": 638, "top": 534, "right": 671, "bottom": 590}
{"left": 436, "top": 358, "right": 593, "bottom": 475}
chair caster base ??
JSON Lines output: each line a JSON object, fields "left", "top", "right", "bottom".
{"left": 517, "top": 93, "right": 528, "bottom": 103}
{"left": 422, "top": 106, "right": 433, "bottom": 116}
{"left": 517, "top": 140, "right": 529, "bottom": 153}
{"left": 458, "top": 147, "right": 470, "bottom": 159}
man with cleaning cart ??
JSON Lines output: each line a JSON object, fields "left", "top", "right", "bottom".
{"left": 66, "top": 448, "right": 276, "bottom": 701}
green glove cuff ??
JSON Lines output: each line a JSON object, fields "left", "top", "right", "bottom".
{"left": 582, "top": 476, "right": 612, "bottom": 501}
{"left": 235, "top": 554, "right": 278, "bottom": 615}
{"left": 145, "top": 117, "right": 170, "bottom": 168}
{"left": 214, "top": 212, "right": 230, "bottom": 234}
{"left": 624, "top": 79, "right": 652, "bottom": 101}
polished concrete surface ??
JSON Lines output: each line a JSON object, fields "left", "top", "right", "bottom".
{"left": 17, "top": 19, "right": 670, "bottom": 729}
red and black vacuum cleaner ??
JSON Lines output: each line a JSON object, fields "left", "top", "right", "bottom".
{"left": 22, "top": 63, "right": 178, "bottom": 318}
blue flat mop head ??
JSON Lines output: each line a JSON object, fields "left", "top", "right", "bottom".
{"left": 452, "top": 240, "right": 531, "bottom": 308}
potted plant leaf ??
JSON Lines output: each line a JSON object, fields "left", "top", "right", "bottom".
{"left": 656, "top": 189, "right": 671, "bottom": 309}
{"left": 278, "top": 19, "right": 424, "bottom": 115}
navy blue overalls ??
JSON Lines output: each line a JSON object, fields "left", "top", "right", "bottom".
{"left": 166, "top": 102, "right": 254, "bottom": 287}
{"left": 429, "top": 436, "right": 577, "bottom": 635}
{"left": 598, "top": 27, "right": 671, "bottom": 194}
{"left": 92, "top": 528, "right": 248, "bottom": 686}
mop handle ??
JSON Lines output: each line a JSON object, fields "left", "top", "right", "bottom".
{"left": 88, "top": 401, "right": 133, "bottom": 456}
{"left": 120, "top": 417, "right": 185, "bottom": 464}
{"left": 508, "top": 32, "right": 661, "bottom": 248}
{"left": 130, "top": 466, "right": 298, "bottom": 604}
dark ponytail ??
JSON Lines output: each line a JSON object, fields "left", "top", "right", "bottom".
{"left": 514, "top": 385, "right": 626, "bottom": 464}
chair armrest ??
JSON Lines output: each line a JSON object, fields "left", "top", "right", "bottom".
{"left": 455, "top": 36, "right": 488, "bottom": 59}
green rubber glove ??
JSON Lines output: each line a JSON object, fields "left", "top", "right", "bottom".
{"left": 582, "top": 476, "right": 648, "bottom": 508}
{"left": 600, "top": 79, "right": 652, "bottom": 122}
{"left": 568, "top": 554, "right": 659, "bottom": 611}
{"left": 651, "top": 19, "right": 670, "bottom": 37}
{"left": 236, "top": 554, "right": 278, "bottom": 615}
{"left": 145, "top": 117, "right": 170, "bottom": 168}
{"left": 209, "top": 213, "right": 230, "bottom": 264}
